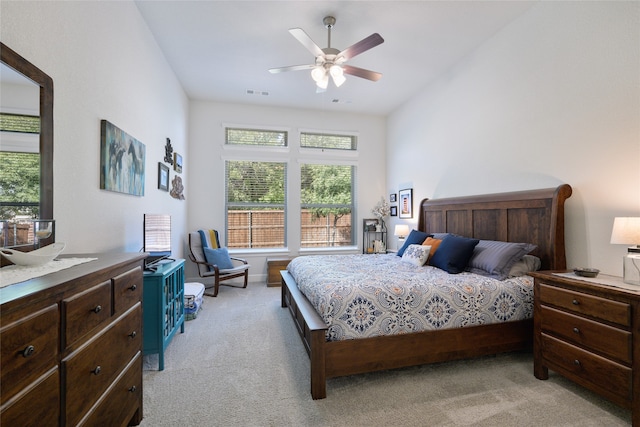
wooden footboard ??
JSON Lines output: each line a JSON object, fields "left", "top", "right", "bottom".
{"left": 281, "top": 270, "right": 328, "bottom": 399}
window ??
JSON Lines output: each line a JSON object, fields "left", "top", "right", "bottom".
{"left": 0, "top": 151, "right": 40, "bottom": 218}
{"left": 0, "top": 113, "right": 40, "bottom": 133}
{"left": 226, "top": 127, "right": 287, "bottom": 147}
{"left": 300, "top": 132, "right": 356, "bottom": 150}
{"left": 225, "top": 160, "right": 286, "bottom": 248}
{"left": 224, "top": 127, "right": 357, "bottom": 250}
{"left": 300, "top": 164, "right": 354, "bottom": 247}
{"left": 0, "top": 113, "right": 41, "bottom": 219}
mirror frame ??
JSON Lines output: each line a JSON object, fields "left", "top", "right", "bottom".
{"left": 1, "top": 42, "right": 54, "bottom": 226}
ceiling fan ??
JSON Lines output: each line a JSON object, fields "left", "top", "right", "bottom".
{"left": 269, "top": 16, "right": 384, "bottom": 92}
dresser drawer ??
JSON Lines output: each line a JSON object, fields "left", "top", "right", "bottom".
{"left": 0, "top": 367, "right": 60, "bottom": 427}
{"left": 64, "top": 304, "right": 141, "bottom": 426}
{"left": 64, "top": 280, "right": 112, "bottom": 347}
{"left": 0, "top": 304, "right": 59, "bottom": 404}
{"left": 538, "top": 283, "right": 630, "bottom": 327}
{"left": 541, "top": 333, "right": 632, "bottom": 401}
{"left": 540, "top": 305, "right": 631, "bottom": 363}
{"left": 113, "top": 266, "right": 142, "bottom": 314}
{"left": 78, "top": 352, "right": 142, "bottom": 427}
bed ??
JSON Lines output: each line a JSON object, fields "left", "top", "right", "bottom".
{"left": 280, "top": 184, "right": 572, "bottom": 399}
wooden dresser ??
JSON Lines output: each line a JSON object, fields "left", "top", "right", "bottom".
{"left": 532, "top": 271, "right": 639, "bottom": 426}
{"left": 0, "top": 253, "right": 146, "bottom": 426}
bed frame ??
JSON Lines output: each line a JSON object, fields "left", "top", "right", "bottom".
{"left": 281, "top": 184, "right": 573, "bottom": 399}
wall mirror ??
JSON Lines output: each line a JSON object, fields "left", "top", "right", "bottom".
{"left": 0, "top": 42, "right": 54, "bottom": 248}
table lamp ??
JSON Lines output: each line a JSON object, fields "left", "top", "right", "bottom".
{"left": 610, "top": 217, "right": 640, "bottom": 285}
{"left": 394, "top": 224, "right": 410, "bottom": 249}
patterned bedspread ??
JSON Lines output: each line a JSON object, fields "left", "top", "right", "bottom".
{"left": 287, "top": 254, "right": 534, "bottom": 341}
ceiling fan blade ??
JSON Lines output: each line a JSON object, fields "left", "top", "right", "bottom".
{"left": 269, "top": 64, "right": 315, "bottom": 74}
{"left": 338, "top": 33, "right": 384, "bottom": 61}
{"left": 342, "top": 65, "right": 382, "bottom": 82}
{"left": 289, "top": 28, "right": 324, "bottom": 57}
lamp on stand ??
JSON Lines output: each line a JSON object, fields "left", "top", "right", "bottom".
{"left": 610, "top": 217, "right": 640, "bottom": 285}
{"left": 394, "top": 224, "right": 409, "bottom": 250}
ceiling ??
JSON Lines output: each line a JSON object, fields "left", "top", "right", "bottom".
{"left": 134, "top": 1, "right": 535, "bottom": 116}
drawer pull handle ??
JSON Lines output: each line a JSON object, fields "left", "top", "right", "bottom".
{"left": 129, "top": 386, "right": 137, "bottom": 393}
{"left": 572, "top": 299, "right": 579, "bottom": 305}
{"left": 129, "top": 284, "right": 137, "bottom": 291}
{"left": 93, "top": 305, "right": 102, "bottom": 314}
{"left": 92, "top": 366, "right": 102, "bottom": 375}
{"left": 573, "top": 359, "right": 581, "bottom": 366}
{"left": 573, "top": 327, "right": 580, "bottom": 334}
{"left": 21, "top": 345, "right": 35, "bottom": 358}
{"left": 129, "top": 331, "right": 137, "bottom": 339}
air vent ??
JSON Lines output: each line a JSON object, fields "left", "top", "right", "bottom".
{"left": 246, "top": 89, "right": 269, "bottom": 96}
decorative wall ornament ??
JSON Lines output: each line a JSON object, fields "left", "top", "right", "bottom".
{"left": 170, "top": 175, "right": 185, "bottom": 200}
{"left": 164, "top": 138, "right": 174, "bottom": 165}
{"left": 100, "top": 120, "right": 145, "bottom": 196}
{"left": 158, "top": 162, "right": 169, "bottom": 191}
{"left": 174, "top": 152, "right": 182, "bottom": 173}
{"left": 399, "top": 188, "right": 413, "bottom": 219}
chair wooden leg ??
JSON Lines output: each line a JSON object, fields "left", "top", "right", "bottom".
{"left": 213, "top": 279, "right": 220, "bottom": 297}
{"left": 242, "top": 271, "right": 248, "bottom": 288}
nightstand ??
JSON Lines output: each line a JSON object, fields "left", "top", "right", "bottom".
{"left": 531, "top": 271, "right": 640, "bottom": 426}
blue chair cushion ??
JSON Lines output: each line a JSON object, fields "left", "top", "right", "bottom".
{"left": 204, "top": 247, "right": 234, "bottom": 270}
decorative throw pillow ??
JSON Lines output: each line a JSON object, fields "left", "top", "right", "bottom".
{"left": 401, "top": 244, "right": 432, "bottom": 266}
{"left": 467, "top": 240, "right": 537, "bottom": 280}
{"left": 204, "top": 247, "right": 234, "bottom": 270}
{"left": 429, "top": 235, "right": 479, "bottom": 274}
{"left": 397, "top": 229, "right": 431, "bottom": 257}
{"left": 508, "top": 255, "right": 542, "bottom": 277}
{"left": 422, "top": 237, "right": 442, "bottom": 258}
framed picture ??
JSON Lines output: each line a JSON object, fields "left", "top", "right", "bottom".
{"left": 390, "top": 193, "right": 397, "bottom": 203}
{"left": 100, "top": 120, "right": 145, "bottom": 196}
{"left": 158, "top": 162, "right": 169, "bottom": 191}
{"left": 174, "top": 152, "right": 183, "bottom": 173}
{"left": 390, "top": 206, "right": 398, "bottom": 216}
{"left": 363, "top": 218, "right": 377, "bottom": 232}
{"left": 399, "top": 188, "right": 413, "bottom": 219}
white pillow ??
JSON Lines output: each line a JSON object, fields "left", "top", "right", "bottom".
{"left": 401, "top": 244, "right": 432, "bottom": 266}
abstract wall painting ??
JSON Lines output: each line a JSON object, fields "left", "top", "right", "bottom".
{"left": 100, "top": 120, "right": 145, "bottom": 196}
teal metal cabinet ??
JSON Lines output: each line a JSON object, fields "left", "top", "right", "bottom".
{"left": 143, "top": 259, "right": 185, "bottom": 370}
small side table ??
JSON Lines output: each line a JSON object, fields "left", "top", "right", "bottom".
{"left": 266, "top": 258, "right": 292, "bottom": 287}
{"left": 531, "top": 270, "right": 640, "bottom": 426}
{"left": 143, "top": 259, "right": 185, "bottom": 370}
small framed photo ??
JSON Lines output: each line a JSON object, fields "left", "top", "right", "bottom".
{"left": 399, "top": 188, "right": 413, "bottom": 219}
{"left": 158, "top": 162, "right": 169, "bottom": 191}
{"left": 364, "top": 218, "right": 377, "bottom": 232}
{"left": 390, "top": 206, "right": 398, "bottom": 216}
{"left": 390, "top": 193, "right": 397, "bottom": 203}
{"left": 174, "top": 152, "right": 183, "bottom": 173}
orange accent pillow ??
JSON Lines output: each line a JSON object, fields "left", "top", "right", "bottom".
{"left": 422, "top": 237, "right": 442, "bottom": 258}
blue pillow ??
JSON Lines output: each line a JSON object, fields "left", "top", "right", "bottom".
{"left": 397, "top": 229, "right": 431, "bottom": 257}
{"left": 429, "top": 235, "right": 479, "bottom": 274}
{"left": 204, "top": 247, "right": 234, "bottom": 270}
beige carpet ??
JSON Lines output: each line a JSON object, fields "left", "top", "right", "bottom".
{"left": 140, "top": 283, "right": 631, "bottom": 426}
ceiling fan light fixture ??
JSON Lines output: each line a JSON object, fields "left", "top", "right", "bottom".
{"left": 329, "top": 64, "right": 346, "bottom": 87}
{"left": 311, "top": 65, "right": 326, "bottom": 83}
{"left": 316, "top": 72, "right": 329, "bottom": 89}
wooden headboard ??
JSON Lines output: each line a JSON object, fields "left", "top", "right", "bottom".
{"left": 418, "top": 184, "right": 572, "bottom": 270}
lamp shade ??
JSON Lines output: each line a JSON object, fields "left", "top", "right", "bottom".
{"left": 610, "top": 217, "right": 640, "bottom": 247}
{"left": 394, "top": 224, "right": 410, "bottom": 238}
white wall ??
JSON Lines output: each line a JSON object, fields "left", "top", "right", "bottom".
{"left": 1, "top": 1, "right": 189, "bottom": 257}
{"left": 387, "top": 1, "right": 640, "bottom": 276}
{"left": 186, "top": 100, "right": 386, "bottom": 282}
